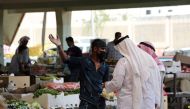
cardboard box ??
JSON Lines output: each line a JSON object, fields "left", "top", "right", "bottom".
{"left": 21, "top": 93, "right": 65, "bottom": 109}
{"left": 63, "top": 94, "right": 79, "bottom": 108}
{"left": 0, "top": 76, "right": 9, "bottom": 88}
{"left": 0, "top": 76, "right": 30, "bottom": 88}
{"left": 175, "top": 54, "right": 190, "bottom": 65}
{"left": 9, "top": 76, "right": 30, "bottom": 88}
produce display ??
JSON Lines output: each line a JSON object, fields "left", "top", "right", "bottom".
{"left": 63, "top": 82, "right": 80, "bottom": 91}
{"left": 7, "top": 100, "right": 29, "bottom": 109}
{"left": 45, "top": 83, "right": 64, "bottom": 91}
{"left": 45, "top": 82, "right": 80, "bottom": 91}
{"left": 39, "top": 75, "right": 60, "bottom": 81}
{"left": 33, "top": 82, "right": 80, "bottom": 97}
{"left": 33, "top": 88, "right": 60, "bottom": 98}
{"left": 101, "top": 89, "right": 115, "bottom": 100}
{"left": 40, "top": 76, "right": 54, "bottom": 81}
{"left": 7, "top": 100, "right": 41, "bottom": 109}
{"left": 64, "top": 88, "right": 80, "bottom": 96}
{"left": 30, "top": 101, "right": 42, "bottom": 109}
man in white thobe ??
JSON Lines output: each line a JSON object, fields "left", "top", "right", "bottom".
{"left": 105, "top": 36, "right": 161, "bottom": 109}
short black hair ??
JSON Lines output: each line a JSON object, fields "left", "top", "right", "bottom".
{"left": 115, "top": 32, "right": 121, "bottom": 36}
{"left": 66, "top": 36, "right": 74, "bottom": 42}
{"left": 91, "top": 39, "right": 106, "bottom": 49}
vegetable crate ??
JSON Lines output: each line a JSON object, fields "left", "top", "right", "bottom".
{"left": 63, "top": 94, "right": 80, "bottom": 108}
{"left": 22, "top": 93, "right": 65, "bottom": 109}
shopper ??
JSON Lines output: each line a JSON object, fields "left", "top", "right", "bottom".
{"left": 138, "top": 41, "right": 165, "bottom": 109}
{"left": 104, "top": 36, "right": 161, "bottom": 109}
{"left": 138, "top": 41, "right": 165, "bottom": 72}
{"left": 66, "top": 36, "right": 82, "bottom": 57}
{"left": 106, "top": 32, "right": 123, "bottom": 61}
{"left": 49, "top": 34, "right": 109, "bottom": 109}
{"left": 9, "top": 36, "right": 31, "bottom": 76}
{"left": 65, "top": 36, "right": 82, "bottom": 82}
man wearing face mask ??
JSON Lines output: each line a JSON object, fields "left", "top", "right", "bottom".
{"left": 49, "top": 34, "right": 109, "bottom": 109}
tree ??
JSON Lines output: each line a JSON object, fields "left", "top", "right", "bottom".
{"left": 82, "top": 10, "right": 110, "bottom": 37}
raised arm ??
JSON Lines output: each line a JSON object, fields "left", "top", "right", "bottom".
{"left": 49, "top": 34, "right": 69, "bottom": 61}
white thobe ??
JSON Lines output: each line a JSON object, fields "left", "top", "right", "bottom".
{"left": 105, "top": 57, "right": 161, "bottom": 109}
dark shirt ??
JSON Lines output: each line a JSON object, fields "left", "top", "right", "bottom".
{"left": 67, "top": 46, "right": 82, "bottom": 57}
{"left": 66, "top": 46, "right": 82, "bottom": 81}
{"left": 67, "top": 56, "right": 109, "bottom": 104}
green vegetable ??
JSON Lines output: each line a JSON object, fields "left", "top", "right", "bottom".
{"left": 40, "top": 75, "right": 61, "bottom": 81}
{"left": 33, "top": 88, "right": 60, "bottom": 98}
{"left": 40, "top": 76, "right": 54, "bottom": 81}
{"left": 64, "top": 88, "right": 80, "bottom": 96}
{"left": 7, "top": 100, "right": 30, "bottom": 109}
{"left": 31, "top": 101, "right": 41, "bottom": 109}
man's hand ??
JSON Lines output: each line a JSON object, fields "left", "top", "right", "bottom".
{"left": 49, "top": 34, "right": 61, "bottom": 46}
{"left": 49, "top": 34, "right": 69, "bottom": 61}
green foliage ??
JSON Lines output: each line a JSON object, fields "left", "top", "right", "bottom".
{"left": 7, "top": 100, "right": 42, "bottom": 109}
{"left": 33, "top": 88, "right": 60, "bottom": 98}
{"left": 94, "top": 11, "right": 110, "bottom": 36}
{"left": 64, "top": 88, "right": 80, "bottom": 96}
{"left": 31, "top": 101, "right": 41, "bottom": 109}
{"left": 7, "top": 100, "right": 30, "bottom": 109}
{"left": 39, "top": 75, "right": 60, "bottom": 81}
{"left": 82, "top": 10, "right": 110, "bottom": 36}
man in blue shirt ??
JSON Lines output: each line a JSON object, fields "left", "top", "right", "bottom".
{"left": 49, "top": 34, "right": 109, "bottom": 109}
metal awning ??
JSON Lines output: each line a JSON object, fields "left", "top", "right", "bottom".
{"left": 0, "top": 0, "right": 190, "bottom": 10}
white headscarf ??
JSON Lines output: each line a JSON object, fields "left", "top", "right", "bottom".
{"left": 115, "top": 37, "right": 160, "bottom": 109}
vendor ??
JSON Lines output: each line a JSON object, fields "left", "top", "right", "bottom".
{"left": 49, "top": 34, "right": 109, "bottom": 109}
{"left": 104, "top": 36, "right": 161, "bottom": 109}
{"left": 65, "top": 36, "right": 82, "bottom": 82}
{"left": 138, "top": 41, "right": 165, "bottom": 109}
{"left": 9, "top": 36, "right": 31, "bottom": 76}
{"left": 138, "top": 41, "right": 165, "bottom": 72}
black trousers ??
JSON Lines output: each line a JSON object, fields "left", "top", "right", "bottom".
{"left": 79, "top": 98, "right": 106, "bottom": 109}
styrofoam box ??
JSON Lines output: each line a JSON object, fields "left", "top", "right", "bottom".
{"left": 63, "top": 94, "right": 80, "bottom": 108}
{"left": 21, "top": 93, "right": 65, "bottom": 109}
{"left": 163, "top": 96, "right": 168, "bottom": 109}
{"left": 22, "top": 93, "right": 118, "bottom": 108}
{"left": 163, "top": 61, "right": 181, "bottom": 73}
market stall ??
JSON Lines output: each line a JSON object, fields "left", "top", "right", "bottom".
{"left": 0, "top": 80, "right": 117, "bottom": 109}
{"left": 163, "top": 57, "right": 190, "bottom": 109}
